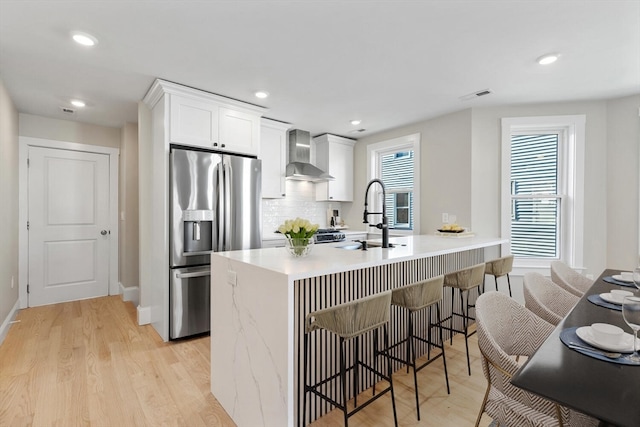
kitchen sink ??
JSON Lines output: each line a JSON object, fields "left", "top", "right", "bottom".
{"left": 334, "top": 240, "right": 386, "bottom": 250}
{"left": 335, "top": 243, "right": 365, "bottom": 250}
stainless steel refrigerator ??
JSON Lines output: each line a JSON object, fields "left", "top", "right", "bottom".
{"left": 169, "top": 146, "right": 262, "bottom": 339}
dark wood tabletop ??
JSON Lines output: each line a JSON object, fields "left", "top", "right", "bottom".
{"left": 511, "top": 269, "right": 640, "bottom": 427}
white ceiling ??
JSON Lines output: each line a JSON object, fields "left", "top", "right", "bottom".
{"left": 1, "top": 1, "right": 638, "bottom": 138}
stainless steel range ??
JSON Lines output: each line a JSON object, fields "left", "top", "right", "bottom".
{"left": 314, "top": 229, "right": 346, "bottom": 244}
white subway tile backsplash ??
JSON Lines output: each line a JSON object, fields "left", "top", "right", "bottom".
{"left": 262, "top": 181, "right": 341, "bottom": 232}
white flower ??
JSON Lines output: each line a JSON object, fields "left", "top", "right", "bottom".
{"left": 278, "top": 217, "right": 319, "bottom": 239}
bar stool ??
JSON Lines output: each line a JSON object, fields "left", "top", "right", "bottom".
{"left": 440, "top": 263, "right": 486, "bottom": 375}
{"left": 484, "top": 255, "right": 514, "bottom": 297}
{"left": 302, "top": 290, "right": 398, "bottom": 427}
{"left": 387, "top": 275, "right": 450, "bottom": 421}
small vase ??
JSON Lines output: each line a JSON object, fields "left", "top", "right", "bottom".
{"left": 285, "top": 236, "right": 314, "bottom": 258}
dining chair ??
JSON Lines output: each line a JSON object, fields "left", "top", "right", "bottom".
{"left": 523, "top": 272, "right": 580, "bottom": 325}
{"left": 475, "top": 291, "right": 598, "bottom": 427}
{"left": 550, "top": 260, "right": 593, "bottom": 296}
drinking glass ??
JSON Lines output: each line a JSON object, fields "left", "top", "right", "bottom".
{"left": 633, "top": 267, "right": 640, "bottom": 292}
{"left": 622, "top": 296, "right": 640, "bottom": 362}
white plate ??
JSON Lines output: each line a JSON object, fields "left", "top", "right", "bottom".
{"left": 576, "top": 326, "right": 636, "bottom": 353}
{"left": 613, "top": 274, "right": 633, "bottom": 283}
{"left": 600, "top": 293, "right": 623, "bottom": 305}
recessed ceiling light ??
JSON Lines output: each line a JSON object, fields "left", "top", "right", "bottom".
{"left": 350, "top": 120, "right": 361, "bottom": 125}
{"left": 254, "top": 91, "right": 269, "bottom": 99}
{"left": 537, "top": 53, "right": 559, "bottom": 65}
{"left": 70, "top": 99, "right": 86, "bottom": 108}
{"left": 71, "top": 31, "right": 98, "bottom": 47}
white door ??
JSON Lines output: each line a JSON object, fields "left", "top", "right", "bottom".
{"left": 28, "top": 147, "right": 111, "bottom": 307}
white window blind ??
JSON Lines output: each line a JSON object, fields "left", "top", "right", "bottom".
{"left": 510, "top": 134, "right": 560, "bottom": 258}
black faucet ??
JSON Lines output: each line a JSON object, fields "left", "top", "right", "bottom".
{"left": 363, "top": 178, "right": 389, "bottom": 248}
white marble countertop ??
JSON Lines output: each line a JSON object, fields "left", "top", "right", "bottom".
{"left": 215, "top": 234, "right": 507, "bottom": 280}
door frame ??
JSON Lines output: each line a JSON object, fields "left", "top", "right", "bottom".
{"left": 18, "top": 136, "right": 119, "bottom": 308}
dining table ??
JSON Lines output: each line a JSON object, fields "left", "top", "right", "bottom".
{"left": 511, "top": 268, "right": 640, "bottom": 427}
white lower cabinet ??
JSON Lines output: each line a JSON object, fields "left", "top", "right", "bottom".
{"left": 260, "top": 119, "right": 291, "bottom": 198}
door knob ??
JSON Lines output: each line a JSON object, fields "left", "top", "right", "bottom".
{"left": 101, "top": 230, "right": 108, "bottom": 235}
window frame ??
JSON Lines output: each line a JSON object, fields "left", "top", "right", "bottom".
{"left": 367, "top": 133, "right": 421, "bottom": 235}
{"left": 501, "top": 115, "right": 585, "bottom": 274}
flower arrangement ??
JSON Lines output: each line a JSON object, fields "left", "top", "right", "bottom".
{"left": 278, "top": 217, "right": 319, "bottom": 238}
{"left": 278, "top": 217, "right": 319, "bottom": 257}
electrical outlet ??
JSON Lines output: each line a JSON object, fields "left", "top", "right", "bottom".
{"left": 442, "top": 213, "right": 449, "bottom": 223}
{"left": 11, "top": 276, "right": 15, "bottom": 289}
{"left": 227, "top": 270, "right": 237, "bottom": 286}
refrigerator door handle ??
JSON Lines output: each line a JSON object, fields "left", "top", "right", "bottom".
{"left": 217, "top": 162, "right": 225, "bottom": 252}
{"left": 224, "top": 160, "right": 232, "bottom": 250}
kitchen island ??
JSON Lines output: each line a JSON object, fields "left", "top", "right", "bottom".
{"left": 210, "top": 235, "right": 506, "bottom": 427}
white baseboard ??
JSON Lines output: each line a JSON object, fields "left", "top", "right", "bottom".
{"left": 119, "top": 282, "right": 140, "bottom": 306}
{"left": 137, "top": 305, "right": 151, "bottom": 326}
{"left": 0, "top": 299, "right": 20, "bottom": 346}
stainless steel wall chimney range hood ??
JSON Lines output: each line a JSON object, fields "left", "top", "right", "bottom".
{"left": 286, "top": 129, "right": 334, "bottom": 182}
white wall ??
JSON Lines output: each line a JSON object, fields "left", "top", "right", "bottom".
{"left": 119, "top": 123, "right": 139, "bottom": 297}
{"left": 606, "top": 94, "right": 640, "bottom": 269}
{"left": 136, "top": 101, "right": 153, "bottom": 323}
{"left": 348, "top": 94, "right": 640, "bottom": 282}
{"left": 471, "top": 99, "right": 610, "bottom": 277}
{"left": 19, "top": 113, "right": 121, "bottom": 148}
{"left": 0, "top": 78, "right": 20, "bottom": 342}
{"left": 345, "top": 109, "right": 474, "bottom": 236}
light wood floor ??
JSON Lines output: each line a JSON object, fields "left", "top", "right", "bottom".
{"left": 0, "top": 296, "right": 492, "bottom": 426}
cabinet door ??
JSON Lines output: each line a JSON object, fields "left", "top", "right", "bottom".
{"left": 260, "top": 122, "right": 288, "bottom": 198}
{"left": 219, "top": 107, "right": 260, "bottom": 156}
{"left": 170, "top": 94, "right": 219, "bottom": 148}
{"left": 327, "top": 142, "right": 353, "bottom": 201}
{"left": 315, "top": 138, "right": 355, "bottom": 202}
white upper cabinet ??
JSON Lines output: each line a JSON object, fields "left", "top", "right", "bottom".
{"left": 260, "top": 118, "right": 291, "bottom": 199}
{"left": 146, "top": 79, "right": 266, "bottom": 156}
{"left": 314, "top": 134, "right": 356, "bottom": 202}
{"left": 170, "top": 94, "right": 220, "bottom": 148}
{"left": 218, "top": 107, "right": 261, "bottom": 155}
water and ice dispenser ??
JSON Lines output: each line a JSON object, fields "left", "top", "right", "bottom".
{"left": 182, "top": 209, "right": 214, "bottom": 254}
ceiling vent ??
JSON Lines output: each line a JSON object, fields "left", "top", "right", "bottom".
{"left": 349, "top": 128, "right": 366, "bottom": 134}
{"left": 60, "top": 107, "right": 75, "bottom": 114}
{"left": 459, "top": 89, "right": 492, "bottom": 101}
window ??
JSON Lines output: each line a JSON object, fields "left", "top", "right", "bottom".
{"left": 501, "top": 116, "right": 585, "bottom": 271}
{"left": 367, "top": 134, "right": 421, "bottom": 234}
{"left": 510, "top": 133, "right": 560, "bottom": 258}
